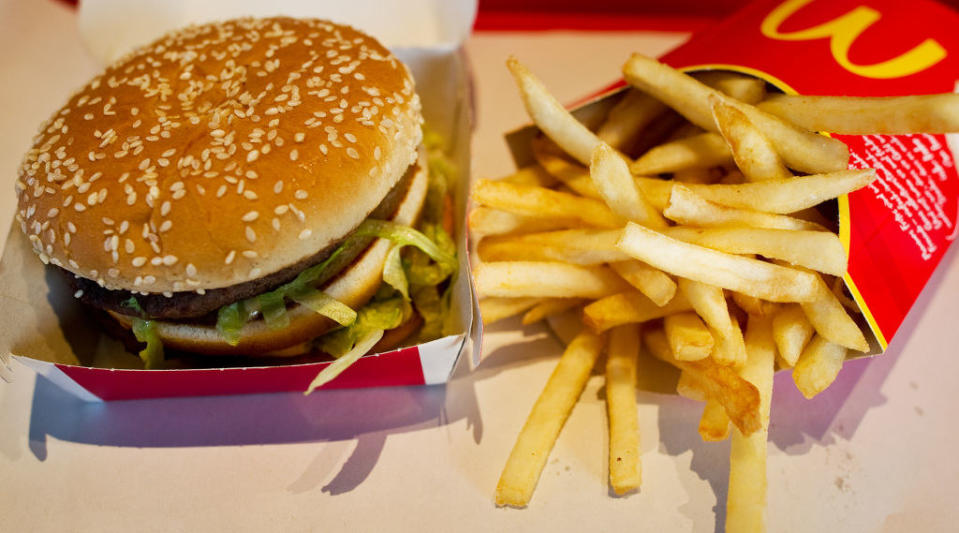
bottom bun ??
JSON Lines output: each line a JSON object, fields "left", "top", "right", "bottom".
{"left": 109, "top": 149, "right": 429, "bottom": 356}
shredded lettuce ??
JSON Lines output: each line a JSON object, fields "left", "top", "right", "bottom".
{"left": 382, "top": 243, "right": 409, "bottom": 300}
{"left": 317, "top": 296, "right": 409, "bottom": 357}
{"left": 305, "top": 329, "right": 385, "bottom": 395}
{"left": 131, "top": 318, "right": 164, "bottom": 369}
{"left": 290, "top": 287, "right": 357, "bottom": 326}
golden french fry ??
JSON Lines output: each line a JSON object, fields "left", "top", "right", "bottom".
{"left": 468, "top": 207, "right": 581, "bottom": 238}
{"left": 622, "top": 53, "right": 849, "bottom": 174}
{"left": 530, "top": 136, "right": 603, "bottom": 199}
{"left": 771, "top": 303, "right": 815, "bottom": 367}
{"left": 710, "top": 94, "right": 792, "bottom": 181}
{"left": 665, "top": 225, "right": 847, "bottom": 276}
{"left": 693, "top": 70, "right": 766, "bottom": 104}
{"left": 792, "top": 335, "right": 848, "bottom": 399}
{"left": 664, "top": 311, "right": 715, "bottom": 361}
{"left": 507, "top": 56, "right": 622, "bottom": 166}
{"left": 677, "top": 370, "right": 708, "bottom": 401}
{"left": 478, "top": 229, "right": 629, "bottom": 265}
{"left": 631, "top": 132, "right": 734, "bottom": 175}
{"left": 472, "top": 179, "right": 624, "bottom": 228}
{"left": 609, "top": 260, "right": 677, "bottom": 307}
{"left": 699, "top": 399, "right": 731, "bottom": 442}
{"left": 644, "top": 328, "right": 761, "bottom": 435}
{"left": 677, "top": 278, "right": 746, "bottom": 367}
{"left": 606, "top": 324, "right": 642, "bottom": 495}
{"left": 479, "top": 297, "right": 543, "bottom": 326}
{"left": 474, "top": 261, "right": 630, "bottom": 299}
{"left": 597, "top": 88, "right": 668, "bottom": 151}
{"left": 799, "top": 271, "right": 870, "bottom": 352}
{"left": 495, "top": 330, "right": 605, "bottom": 507}
{"left": 731, "top": 292, "right": 780, "bottom": 318}
{"left": 758, "top": 93, "right": 959, "bottom": 134}
{"left": 673, "top": 170, "right": 877, "bottom": 214}
{"left": 617, "top": 223, "right": 819, "bottom": 302}
{"left": 583, "top": 290, "right": 692, "bottom": 332}
{"left": 662, "top": 184, "right": 825, "bottom": 231}
{"left": 592, "top": 144, "right": 668, "bottom": 228}
{"left": 712, "top": 318, "right": 748, "bottom": 368}
{"left": 498, "top": 164, "right": 558, "bottom": 187}
{"left": 726, "top": 315, "right": 776, "bottom": 533}
{"left": 522, "top": 298, "right": 588, "bottom": 326}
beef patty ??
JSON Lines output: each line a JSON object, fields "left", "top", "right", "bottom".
{"left": 65, "top": 162, "right": 418, "bottom": 320}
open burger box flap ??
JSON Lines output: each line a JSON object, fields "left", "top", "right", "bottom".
{"left": 0, "top": 0, "right": 481, "bottom": 401}
{"left": 502, "top": 0, "right": 959, "bottom": 388}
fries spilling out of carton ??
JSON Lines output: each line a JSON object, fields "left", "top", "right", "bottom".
{"left": 470, "top": 34, "right": 959, "bottom": 530}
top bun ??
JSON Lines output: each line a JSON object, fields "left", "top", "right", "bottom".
{"left": 16, "top": 17, "right": 423, "bottom": 294}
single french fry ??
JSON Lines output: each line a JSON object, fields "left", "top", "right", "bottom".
{"left": 478, "top": 229, "right": 629, "bottom": 265}
{"left": 792, "top": 335, "right": 848, "bottom": 399}
{"left": 711, "top": 318, "right": 748, "bottom": 368}
{"left": 597, "top": 88, "right": 668, "bottom": 151}
{"left": 472, "top": 179, "right": 624, "bottom": 228}
{"left": 591, "top": 144, "right": 668, "bottom": 228}
{"left": 726, "top": 315, "right": 776, "bottom": 533}
{"left": 606, "top": 324, "right": 642, "bottom": 495}
{"left": 693, "top": 70, "right": 766, "bottom": 104}
{"left": 677, "top": 370, "right": 708, "bottom": 401}
{"left": 631, "top": 132, "right": 734, "bottom": 175}
{"left": 479, "top": 297, "right": 543, "bottom": 326}
{"left": 731, "top": 292, "right": 780, "bottom": 318}
{"left": 663, "top": 185, "right": 825, "bottom": 231}
{"left": 507, "top": 56, "right": 622, "bottom": 166}
{"left": 758, "top": 93, "right": 959, "bottom": 134}
{"left": 474, "top": 261, "right": 630, "bottom": 299}
{"left": 583, "top": 290, "right": 692, "bottom": 332}
{"left": 644, "top": 328, "right": 761, "bottom": 435}
{"left": 665, "top": 225, "right": 846, "bottom": 276}
{"left": 530, "top": 136, "right": 603, "bottom": 199}
{"left": 771, "top": 303, "right": 815, "bottom": 366}
{"left": 670, "top": 170, "right": 877, "bottom": 214}
{"left": 799, "top": 271, "right": 870, "bottom": 352}
{"left": 468, "top": 207, "right": 581, "bottom": 238}
{"left": 622, "top": 53, "right": 850, "bottom": 174}
{"left": 665, "top": 311, "right": 715, "bottom": 361}
{"left": 609, "top": 260, "right": 678, "bottom": 307}
{"left": 522, "top": 298, "right": 588, "bottom": 326}
{"left": 495, "top": 330, "right": 605, "bottom": 507}
{"left": 498, "top": 164, "right": 558, "bottom": 187}
{"left": 699, "top": 399, "right": 731, "bottom": 442}
{"left": 710, "top": 95, "right": 792, "bottom": 181}
{"left": 617, "top": 223, "right": 819, "bottom": 303}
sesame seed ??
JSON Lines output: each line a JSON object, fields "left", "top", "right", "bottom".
{"left": 294, "top": 189, "right": 308, "bottom": 200}
{"left": 159, "top": 220, "right": 173, "bottom": 233}
{"left": 151, "top": 257, "right": 163, "bottom": 266}
{"left": 224, "top": 250, "right": 236, "bottom": 265}
{"left": 132, "top": 256, "right": 147, "bottom": 267}
{"left": 163, "top": 255, "right": 178, "bottom": 266}
{"left": 242, "top": 250, "right": 258, "bottom": 259}
{"left": 245, "top": 226, "right": 256, "bottom": 242}
{"left": 186, "top": 263, "right": 197, "bottom": 277}
{"left": 242, "top": 211, "right": 259, "bottom": 222}
{"left": 74, "top": 289, "right": 84, "bottom": 298}
{"left": 347, "top": 147, "right": 360, "bottom": 159}
{"left": 247, "top": 150, "right": 259, "bottom": 163}
{"left": 160, "top": 201, "right": 171, "bottom": 216}
{"left": 298, "top": 229, "right": 312, "bottom": 240}
{"left": 290, "top": 149, "right": 298, "bottom": 161}
{"left": 294, "top": 132, "right": 305, "bottom": 142}
{"left": 250, "top": 267, "right": 262, "bottom": 278}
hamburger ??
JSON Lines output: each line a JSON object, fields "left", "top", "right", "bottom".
{"left": 15, "top": 17, "right": 457, "bottom": 369}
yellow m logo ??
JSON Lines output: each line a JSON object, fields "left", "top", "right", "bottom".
{"left": 761, "top": 0, "right": 946, "bottom": 79}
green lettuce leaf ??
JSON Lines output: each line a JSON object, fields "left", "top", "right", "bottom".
{"left": 131, "top": 318, "right": 164, "bottom": 369}
{"left": 304, "top": 329, "right": 385, "bottom": 394}
{"left": 317, "top": 296, "right": 408, "bottom": 357}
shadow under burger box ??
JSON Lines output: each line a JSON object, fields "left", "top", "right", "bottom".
{"left": 0, "top": 16, "right": 480, "bottom": 402}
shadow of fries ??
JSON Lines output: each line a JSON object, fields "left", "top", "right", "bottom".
{"left": 24, "top": 357, "right": 482, "bottom": 496}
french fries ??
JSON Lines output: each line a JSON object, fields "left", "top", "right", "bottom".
{"left": 472, "top": 49, "right": 942, "bottom": 527}
{"left": 622, "top": 52, "right": 850, "bottom": 174}
{"left": 495, "top": 330, "right": 605, "bottom": 507}
{"left": 617, "top": 223, "right": 819, "bottom": 302}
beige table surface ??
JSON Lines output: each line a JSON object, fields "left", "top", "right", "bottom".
{"left": 2, "top": 1, "right": 959, "bottom": 531}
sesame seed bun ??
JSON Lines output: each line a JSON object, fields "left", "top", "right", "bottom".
{"left": 108, "top": 154, "right": 428, "bottom": 355}
{"left": 16, "top": 17, "right": 423, "bottom": 295}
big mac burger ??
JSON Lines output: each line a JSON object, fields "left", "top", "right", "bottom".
{"left": 15, "top": 17, "right": 457, "bottom": 371}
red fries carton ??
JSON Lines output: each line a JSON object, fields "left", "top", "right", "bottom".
{"left": 657, "top": 0, "right": 959, "bottom": 353}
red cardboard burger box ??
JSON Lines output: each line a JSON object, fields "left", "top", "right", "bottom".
{"left": 501, "top": 0, "right": 959, "bottom": 374}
